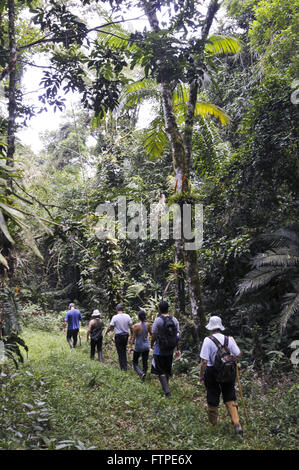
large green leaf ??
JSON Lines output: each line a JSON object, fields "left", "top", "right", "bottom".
{"left": 0, "top": 210, "right": 15, "bottom": 245}
{"left": 22, "top": 228, "right": 44, "bottom": 261}
{"left": 205, "top": 35, "right": 242, "bottom": 55}
{"left": 0, "top": 202, "right": 25, "bottom": 221}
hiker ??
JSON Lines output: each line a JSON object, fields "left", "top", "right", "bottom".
{"left": 64, "top": 303, "right": 82, "bottom": 348}
{"left": 129, "top": 310, "right": 152, "bottom": 382}
{"left": 199, "top": 315, "right": 243, "bottom": 435}
{"left": 87, "top": 310, "right": 105, "bottom": 362}
{"left": 150, "top": 300, "right": 180, "bottom": 398}
{"left": 105, "top": 303, "right": 133, "bottom": 371}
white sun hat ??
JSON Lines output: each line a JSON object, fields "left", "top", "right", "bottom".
{"left": 205, "top": 315, "right": 225, "bottom": 331}
{"left": 92, "top": 310, "right": 101, "bottom": 317}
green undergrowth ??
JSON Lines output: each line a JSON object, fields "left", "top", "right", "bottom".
{"left": 0, "top": 328, "right": 298, "bottom": 450}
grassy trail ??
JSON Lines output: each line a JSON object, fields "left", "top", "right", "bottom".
{"left": 0, "top": 328, "right": 297, "bottom": 450}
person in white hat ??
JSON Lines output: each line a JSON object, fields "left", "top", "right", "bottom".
{"left": 87, "top": 310, "right": 105, "bottom": 362}
{"left": 199, "top": 315, "right": 243, "bottom": 435}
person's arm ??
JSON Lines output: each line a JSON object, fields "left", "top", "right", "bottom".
{"left": 199, "top": 359, "right": 208, "bottom": 385}
{"left": 63, "top": 313, "right": 68, "bottom": 332}
{"left": 175, "top": 319, "right": 181, "bottom": 359}
{"left": 151, "top": 332, "right": 157, "bottom": 349}
{"left": 86, "top": 320, "right": 93, "bottom": 342}
{"left": 229, "top": 336, "right": 242, "bottom": 359}
{"left": 129, "top": 325, "right": 137, "bottom": 351}
{"left": 175, "top": 336, "right": 181, "bottom": 360}
{"left": 105, "top": 324, "right": 114, "bottom": 336}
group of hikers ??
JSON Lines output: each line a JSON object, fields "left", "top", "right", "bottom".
{"left": 64, "top": 301, "right": 243, "bottom": 436}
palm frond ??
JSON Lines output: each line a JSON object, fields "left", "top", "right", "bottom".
{"left": 205, "top": 35, "right": 242, "bottom": 56}
{"left": 97, "top": 20, "right": 136, "bottom": 52}
{"left": 195, "top": 102, "right": 229, "bottom": 126}
{"left": 122, "top": 79, "right": 159, "bottom": 108}
{"left": 143, "top": 117, "right": 169, "bottom": 160}
{"left": 280, "top": 292, "right": 299, "bottom": 333}
{"left": 237, "top": 266, "right": 287, "bottom": 297}
{"left": 172, "top": 85, "right": 230, "bottom": 126}
{"left": 252, "top": 248, "right": 299, "bottom": 268}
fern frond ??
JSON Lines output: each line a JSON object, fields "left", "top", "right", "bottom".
{"left": 127, "top": 283, "right": 145, "bottom": 298}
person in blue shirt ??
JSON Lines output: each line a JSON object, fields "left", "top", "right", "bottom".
{"left": 64, "top": 303, "right": 82, "bottom": 348}
{"left": 151, "top": 301, "right": 181, "bottom": 398}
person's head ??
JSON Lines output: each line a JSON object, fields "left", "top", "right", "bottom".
{"left": 159, "top": 300, "right": 169, "bottom": 315}
{"left": 205, "top": 315, "right": 225, "bottom": 332}
{"left": 116, "top": 303, "right": 124, "bottom": 313}
{"left": 138, "top": 310, "right": 146, "bottom": 322}
{"left": 92, "top": 309, "right": 101, "bottom": 318}
{"left": 69, "top": 303, "right": 75, "bottom": 310}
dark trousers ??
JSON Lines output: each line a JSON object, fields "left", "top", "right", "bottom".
{"left": 204, "top": 366, "right": 236, "bottom": 407}
{"left": 133, "top": 350, "right": 149, "bottom": 373}
{"left": 115, "top": 334, "right": 129, "bottom": 370}
{"left": 90, "top": 337, "right": 103, "bottom": 359}
{"left": 67, "top": 328, "right": 79, "bottom": 348}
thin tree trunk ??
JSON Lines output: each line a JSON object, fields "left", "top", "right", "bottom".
{"left": 174, "top": 240, "right": 185, "bottom": 318}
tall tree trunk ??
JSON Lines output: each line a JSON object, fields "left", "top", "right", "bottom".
{"left": 7, "top": 0, "right": 17, "bottom": 169}
{"left": 143, "top": 0, "right": 221, "bottom": 342}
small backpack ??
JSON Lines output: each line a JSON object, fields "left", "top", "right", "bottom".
{"left": 158, "top": 315, "right": 178, "bottom": 353}
{"left": 90, "top": 319, "right": 104, "bottom": 341}
{"left": 208, "top": 335, "right": 236, "bottom": 383}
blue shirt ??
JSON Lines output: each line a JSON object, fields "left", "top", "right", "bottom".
{"left": 152, "top": 315, "right": 180, "bottom": 356}
{"left": 65, "top": 309, "right": 82, "bottom": 330}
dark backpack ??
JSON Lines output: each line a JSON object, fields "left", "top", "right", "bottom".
{"left": 158, "top": 315, "right": 178, "bottom": 353}
{"left": 208, "top": 335, "right": 236, "bottom": 383}
{"left": 90, "top": 319, "right": 104, "bottom": 341}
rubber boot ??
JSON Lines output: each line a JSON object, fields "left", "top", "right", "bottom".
{"left": 159, "top": 375, "right": 171, "bottom": 398}
{"left": 208, "top": 405, "right": 218, "bottom": 426}
{"left": 225, "top": 401, "right": 243, "bottom": 435}
{"left": 98, "top": 351, "right": 103, "bottom": 362}
{"left": 133, "top": 363, "right": 145, "bottom": 381}
{"left": 142, "top": 368, "right": 147, "bottom": 382}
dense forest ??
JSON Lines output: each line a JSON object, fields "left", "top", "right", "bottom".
{"left": 0, "top": 0, "right": 298, "bottom": 452}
